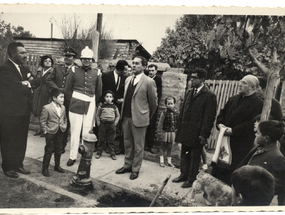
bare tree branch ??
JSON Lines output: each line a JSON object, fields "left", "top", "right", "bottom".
{"left": 248, "top": 48, "right": 270, "bottom": 75}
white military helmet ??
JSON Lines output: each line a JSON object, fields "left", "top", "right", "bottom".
{"left": 80, "top": 46, "right": 94, "bottom": 60}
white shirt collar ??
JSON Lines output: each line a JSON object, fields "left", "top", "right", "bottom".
{"left": 113, "top": 70, "right": 119, "bottom": 82}
{"left": 196, "top": 84, "right": 204, "bottom": 93}
{"left": 133, "top": 72, "right": 143, "bottom": 85}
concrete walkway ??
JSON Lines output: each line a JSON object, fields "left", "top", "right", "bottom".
{"left": 24, "top": 131, "right": 207, "bottom": 207}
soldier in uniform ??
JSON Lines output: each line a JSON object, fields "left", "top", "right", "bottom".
{"left": 46, "top": 47, "right": 77, "bottom": 153}
{"left": 65, "top": 46, "right": 102, "bottom": 166}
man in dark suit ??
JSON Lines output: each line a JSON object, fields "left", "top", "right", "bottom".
{"left": 46, "top": 47, "right": 77, "bottom": 152}
{"left": 211, "top": 75, "right": 263, "bottom": 185}
{"left": 115, "top": 56, "right": 158, "bottom": 180}
{"left": 173, "top": 68, "right": 217, "bottom": 188}
{"left": 0, "top": 42, "right": 32, "bottom": 178}
{"left": 145, "top": 64, "right": 162, "bottom": 154}
{"left": 101, "top": 60, "right": 129, "bottom": 155}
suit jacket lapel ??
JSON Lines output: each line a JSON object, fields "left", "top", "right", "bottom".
{"left": 8, "top": 60, "right": 23, "bottom": 81}
{"left": 50, "top": 103, "right": 60, "bottom": 117}
{"left": 133, "top": 74, "right": 145, "bottom": 97}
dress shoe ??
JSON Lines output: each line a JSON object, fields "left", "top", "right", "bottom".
{"left": 40, "top": 133, "right": 46, "bottom": 138}
{"left": 166, "top": 162, "right": 175, "bottom": 167}
{"left": 4, "top": 170, "right": 19, "bottom": 178}
{"left": 54, "top": 166, "right": 65, "bottom": 173}
{"left": 181, "top": 181, "right": 193, "bottom": 188}
{"left": 95, "top": 151, "right": 102, "bottom": 159}
{"left": 172, "top": 175, "right": 187, "bottom": 183}
{"left": 115, "top": 167, "right": 132, "bottom": 174}
{"left": 42, "top": 169, "right": 50, "bottom": 177}
{"left": 130, "top": 172, "right": 139, "bottom": 180}
{"left": 149, "top": 148, "right": 156, "bottom": 154}
{"left": 110, "top": 154, "right": 116, "bottom": 160}
{"left": 115, "top": 149, "right": 125, "bottom": 155}
{"left": 67, "top": 159, "right": 76, "bottom": 166}
{"left": 16, "top": 167, "right": 31, "bottom": 174}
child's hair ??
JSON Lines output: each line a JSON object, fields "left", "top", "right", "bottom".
{"left": 50, "top": 88, "right": 64, "bottom": 100}
{"left": 231, "top": 165, "right": 275, "bottom": 206}
{"left": 102, "top": 90, "right": 114, "bottom": 99}
{"left": 258, "top": 120, "right": 284, "bottom": 142}
{"left": 164, "top": 96, "right": 176, "bottom": 105}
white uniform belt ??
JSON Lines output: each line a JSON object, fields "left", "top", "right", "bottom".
{"left": 72, "top": 91, "right": 94, "bottom": 102}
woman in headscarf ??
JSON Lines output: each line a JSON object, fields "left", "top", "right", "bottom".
{"left": 31, "top": 55, "right": 54, "bottom": 136}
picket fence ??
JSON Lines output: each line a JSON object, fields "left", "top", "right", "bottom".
{"left": 205, "top": 80, "right": 240, "bottom": 150}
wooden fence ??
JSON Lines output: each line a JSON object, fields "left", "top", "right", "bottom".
{"left": 205, "top": 80, "right": 240, "bottom": 150}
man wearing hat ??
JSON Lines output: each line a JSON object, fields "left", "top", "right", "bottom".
{"left": 211, "top": 74, "right": 263, "bottom": 185}
{"left": 65, "top": 46, "right": 102, "bottom": 166}
{"left": 173, "top": 68, "right": 217, "bottom": 188}
{"left": 46, "top": 46, "right": 77, "bottom": 152}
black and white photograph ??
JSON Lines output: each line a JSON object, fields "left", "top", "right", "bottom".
{"left": 0, "top": 1, "right": 284, "bottom": 214}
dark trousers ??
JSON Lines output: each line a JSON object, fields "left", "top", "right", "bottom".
{"left": 97, "top": 123, "right": 116, "bottom": 155}
{"left": 62, "top": 100, "right": 70, "bottom": 151}
{"left": 145, "top": 109, "right": 158, "bottom": 149}
{"left": 43, "top": 130, "right": 63, "bottom": 170}
{"left": 180, "top": 144, "right": 203, "bottom": 183}
{"left": 0, "top": 114, "right": 30, "bottom": 172}
{"left": 211, "top": 164, "right": 233, "bottom": 185}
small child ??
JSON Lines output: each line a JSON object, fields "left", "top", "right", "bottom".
{"left": 95, "top": 90, "right": 120, "bottom": 160}
{"left": 40, "top": 88, "right": 67, "bottom": 177}
{"left": 158, "top": 96, "right": 179, "bottom": 167}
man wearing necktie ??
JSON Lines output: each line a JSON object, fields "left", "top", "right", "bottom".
{"left": 101, "top": 60, "right": 129, "bottom": 155}
{"left": 115, "top": 56, "right": 158, "bottom": 180}
{"left": 46, "top": 47, "right": 77, "bottom": 153}
{"left": 0, "top": 42, "right": 32, "bottom": 178}
{"left": 173, "top": 68, "right": 217, "bottom": 188}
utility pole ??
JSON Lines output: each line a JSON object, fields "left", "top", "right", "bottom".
{"left": 92, "top": 13, "right": 102, "bottom": 64}
{"left": 50, "top": 18, "right": 53, "bottom": 41}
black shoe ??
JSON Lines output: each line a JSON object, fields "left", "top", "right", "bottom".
{"left": 16, "top": 167, "right": 31, "bottom": 174}
{"left": 95, "top": 151, "right": 102, "bottom": 159}
{"left": 67, "top": 159, "right": 76, "bottom": 166}
{"left": 172, "top": 175, "right": 186, "bottom": 183}
{"left": 181, "top": 181, "right": 193, "bottom": 188}
{"left": 130, "top": 172, "right": 139, "bottom": 180}
{"left": 54, "top": 166, "right": 65, "bottom": 173}
{"left": 40, "top": 133, "right": 46, "bottom": 138}
{"left": 115, "top": 149, "right": 125, "bottom": 155}
{"left": 105, "top": 148, "right": 110, "bottom": 154}
{"left": 149, "top": 148, "right": 156, "bottom": 154}
{"left": 4, "top": 170, "right": 19, "bottom": 178}
{"left": 42, "top": 169, "right": 50, "bottom": 177}
{"left": 115, "top": 167, "right": 132, "bottom": 174}
{"left": 111, "top": 154, "right": 116, "bottom": 160}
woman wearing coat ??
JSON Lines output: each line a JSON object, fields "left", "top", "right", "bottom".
{"left": 30, "top": 55, "right": 54, "bottom": 136}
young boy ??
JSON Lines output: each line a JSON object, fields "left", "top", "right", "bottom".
{"left": 95, "top": 90, "right": 120, "bottom": 160}
{"left": 40, "top": 88, "right": 67, "bottom": 177}
{"left": 231, "top": 165, "right": 275, "bottom": 206}
{"left": 239, "top": 120, "right": 285, "bottom": 205}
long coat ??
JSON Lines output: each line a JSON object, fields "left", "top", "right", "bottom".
{"left": 121, "top": 74, "right": 158, "bottom": 127}
{"left": 30, "top": 68, "right": 53, "bottom": 117}
{"left": 216, "top": 93, "right": 263, "bottom": 169}
{"left": 175, "top": 85, "right": 217, "bottom": 147}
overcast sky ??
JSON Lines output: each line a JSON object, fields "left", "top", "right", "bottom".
{"left": 1, "top": 3, "right": 285, "bottom": 55}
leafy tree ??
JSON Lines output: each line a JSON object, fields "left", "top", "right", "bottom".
{"left": 207, "top": 15, "right": 285, "bottom": 121}
{"left": 151, "top": 15, "right": 244, "bottom": 79}
{"left": 0, "top": 12, "right": 35, "bottom": 64}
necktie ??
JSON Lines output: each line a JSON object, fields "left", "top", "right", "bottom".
{"left": 19, "top": 65, "right": 24, "bottom": 79}
{"left": 193, "top": 88, "right": 197, "bottom": 95}
{"left": 116, "top": 76, "right": 121, "bottom": 91}
{"left": 131, "top": 76, "right": 136, "bottom": 86}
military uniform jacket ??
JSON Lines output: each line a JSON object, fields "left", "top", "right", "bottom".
{"left": 65, "top": 66, "right": 102, "bottom": 114}
{"left": 46, "top": 64, "right": 74, "bottom": 90}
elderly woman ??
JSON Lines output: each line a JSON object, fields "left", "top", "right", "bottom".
{"left": 31, "top": 55, "right": 54, "bottom": 136}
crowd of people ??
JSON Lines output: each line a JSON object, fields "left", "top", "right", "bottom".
{"left": 0, "top": 41, "right": 285, "bottom": 206}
